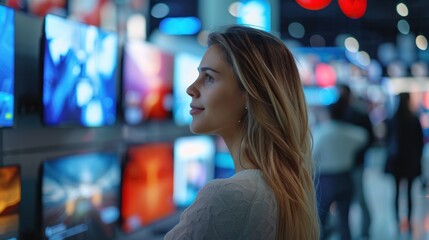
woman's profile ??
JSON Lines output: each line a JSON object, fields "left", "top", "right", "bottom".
{"left": 165, "top": 25, "right": 320, "bottom": 240}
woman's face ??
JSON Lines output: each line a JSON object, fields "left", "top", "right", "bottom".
{"left": 186, "top": 44, "right": 246, "bottom": 136}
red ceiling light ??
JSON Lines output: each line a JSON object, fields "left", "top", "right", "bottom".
{"left": 338, "top": 0, "right": 367, "bottom": 19}
{"left": 295, "top": 0, "right": 332, "bottom": 11}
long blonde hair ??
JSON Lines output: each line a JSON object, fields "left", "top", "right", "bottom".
{"left": 208, "top": 25, "right": 320, "bottom": 240}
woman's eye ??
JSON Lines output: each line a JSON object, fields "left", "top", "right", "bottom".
{"left": 204, "top": 74, "right": 214, "bottom": 84}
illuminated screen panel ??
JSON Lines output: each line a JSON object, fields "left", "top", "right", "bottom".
{"left": 292, "top": 47, "right": 351, "bottom": 87}
{"left": 214, "top": 152, "right": 234, "bottom": 179}
{"left": 123, "top": 41, "right": 174, "bottom": 124}
{"left": 173, "top": 135, "right": 215, "bottom": 207}
{"left": 0, "top": 165, "right": 21, "bottom": 240}
{"left": 68, "top": 0, "right": 107, "bottom": 27}
{"left": 0, "top": 5, "right": 15, "bottom": 128}
{"left": 27, "top": 0, "right": 67, "bottom": 16}
{"left": 41, "top": 152, "right": 121, "bottom": 240}
{"left": 214, "top": 137, "right": 234, "bottom": 179}
{"left": 121, "top": 143, "right": 175, "bottom": 233}
{"left": 173, "top": 52, "right": 201, "bottom": 126}
{"left": 42, "top": 14, "right": 118, "bottom": 127}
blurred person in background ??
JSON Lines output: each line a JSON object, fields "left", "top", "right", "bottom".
{"left": 384, "top": 92, "right": 424, "bottom": 235}
{"left": 312, "top": 91, "right": 368, "bottom": 240}
{"left": 337, "top": 84, "right": 375, "bottom": 240}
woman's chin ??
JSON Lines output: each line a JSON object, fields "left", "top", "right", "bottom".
{"left": 189, "top": 122, "right": 209, "bottom": 134}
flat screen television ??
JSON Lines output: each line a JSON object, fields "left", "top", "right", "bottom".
{"left": 121, "top": 143, "right": 175, "bottom": 233}
{"left": 173, "top": 135, "right": 215, "bottom": 207}
{"left": 42, "top": 14, "right": 118, "bottom": 127}
{"left": 214, "top": 137, "right": 234, "bottom": 179}
{"left": 40, "top": 152, "right": 121, "bottom": 240}
{"left": 173, "top": 52, "right": 201, "bottom": 126}
{"left": 122, "top": 41, "right": 174, "bottom": 124}
{"left": 0, "top": 165, "right": 21, "bottom": 240}
{"left": 291, "top": 47, "right": 351, "bottom": 87}
{"left": 0, "top": 5, "right": 15, "bottom": 128}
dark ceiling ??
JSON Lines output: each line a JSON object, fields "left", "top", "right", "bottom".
{"left": 279, "top": 0, "right": 429, "bottom": 58}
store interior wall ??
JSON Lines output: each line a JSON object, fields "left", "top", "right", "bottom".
{"left": 2, "top": 11, "right": 191, "bottom": 239}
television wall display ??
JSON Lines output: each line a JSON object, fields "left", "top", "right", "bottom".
{"left": 121, "top": 143, "right": 175, "bottom": 233}
{"left": 0, "top": 5, "right": 15, "bottom": 128}
{"left": 173, "top": 52, "right": 201, "bottom": 126}
{"left": 214, "top": 137, "right": 234, "bottom": 179}
{"left": 42, "top": 14, "right": 118, "bottom": 127}
{"left": 40, "top": 152, "right": 121, "bottom": 240}
{"left": 173, "top": 135, "right": 215, "bottom": 207}
{"left": 292, "top": 47, "right": 352, "bottom": 87}
{"left": 123, "top": 41, "right": 174, "bottom": 124}
{"left": 0, "top": 165, "right": 21, "bottom": 240}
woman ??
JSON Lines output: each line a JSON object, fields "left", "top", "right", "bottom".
{"left": 165, "top": 25, "right": 319, "bottom": 240}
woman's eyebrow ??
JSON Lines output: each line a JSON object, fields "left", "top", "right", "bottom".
{"left": 198, "top": 66, "right": 220, "bottom": 73}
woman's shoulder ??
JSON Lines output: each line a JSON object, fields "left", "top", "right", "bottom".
{"left": 202, "top": 169, "right": 275, "bottom": 205}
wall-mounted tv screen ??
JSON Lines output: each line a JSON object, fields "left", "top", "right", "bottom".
{"left": 40, "top": 152, "right": 121, "bottom": 240}
{"left": 121, "top": 143, "right": 175, "bottom": 233}
{"left": 0, "top": 165, "right": 21, "bottom": 240}
{"left": 173, "top": 52, "right": 201, "bottom": 126}
{"left": 214, "top": 137, "right": 234, "bottom": 179}
{"left": 292, "top": 47, "right": 351, "bottom": 87}
{"left": 173, "top": 135, "right": 215, "bottom": 207}
{"left": 0, "top": 5, "right": 15, "bottom": 128}
{"left": 123, "top": 41, "right": 174, "bottom": 124}
{"left": 42, "top": 14, "right": 118, "bottom": 127}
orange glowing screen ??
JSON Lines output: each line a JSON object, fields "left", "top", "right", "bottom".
{"left": 0, "top": 165, "right": 20, "bottom": 239}
{"left": 121, "top": 143, "right": 175, "bottom": 233}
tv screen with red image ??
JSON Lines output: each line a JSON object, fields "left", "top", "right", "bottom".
{"left": 122, "top": 41, "right": 174, "bottom": 124}
{"left": 121, "top": 143, "right": 175, "bottom": 233}
{"left": 0, "top": 165, "right": 21, "bottom": 240}
{"left": 40, "top": 152, "right": 121, "bottom": 240}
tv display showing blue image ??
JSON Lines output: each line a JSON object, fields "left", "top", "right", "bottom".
{"left": 214, "top": 137, "right": 234, "bottom": 179}
{"left": 0, "top": 5, "right": 15, "bottom": 128}
{"left": 173, "top": 135, "right": 215, "bottom": 207}
{"left": 42, "top": 14, "right": 118, "bottom": 127}
{"left": 173, "top": 52, "right": 201, "bottom": 126}
{"left": 214, "top": 152, "right": 235, "bottom": 179}
{"left": 41, "top": 152, "right": 121, "bottom": 240}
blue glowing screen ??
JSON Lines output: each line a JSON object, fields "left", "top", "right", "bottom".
{"left": 0, "top": 5, "right": 15, "bottom": 127}
{"left": 41, "top": 152, "right": 121, "bottom": 240}
{"left": 173, "top": 135, "right": 215, "bottom": 207}
{"left": 42, "top": 14, "right": 118, "bottom": 127}
{"left": 173, "top": 52, "right": 201, "bottom": 126}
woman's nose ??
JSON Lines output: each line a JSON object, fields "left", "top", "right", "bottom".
{"left": 186, "top": 81, "right": 199, "bottom": 97}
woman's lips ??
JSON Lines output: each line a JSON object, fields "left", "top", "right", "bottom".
{"left": 190, "top": 106, "right": 204, "bottom": 115}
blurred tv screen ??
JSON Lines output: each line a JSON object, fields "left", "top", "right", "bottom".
{"left": 41, "top": 152, "right": 121, "bottom": 240}
{"left": 42, "top": 14, "right": 118, "bottom": 127}
{"left": 121, "top": 143, "right": 175, "bottom": 233}
{"left": 123, "top": 41, "right": 174, "bottom": 124}
{"left": 292, "top": 47, "right": 351, "bottom": 87}
{"left": 0, "top": 5, "right": 15, "bottom": 128}
{"left": 214, "top": 137, "right": 234, "bottom": 179}
{"left": 0, "top": 165, "right": 21, "bottom": 240}
{"left": 173, "top": 52, "right": 201, "bottom": 126}
{"left": 173, "top": 135, "right": 215, "bottom": 207}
